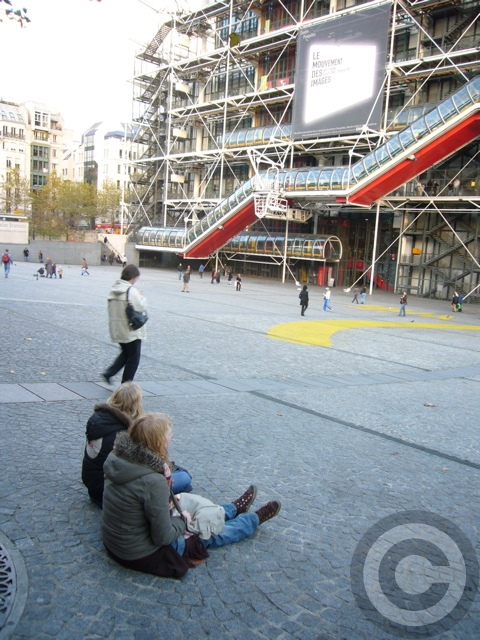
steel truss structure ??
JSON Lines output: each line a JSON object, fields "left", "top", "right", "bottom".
{"left": 129, "top": 0, "right": 480, "bottom": 299}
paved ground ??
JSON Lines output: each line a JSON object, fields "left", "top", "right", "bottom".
{"left": 1, "top": 260, "right": 479, "bottom": 640}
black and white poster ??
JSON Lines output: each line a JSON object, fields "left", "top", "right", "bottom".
{"left": 292, "top": 4, "right": 391, "bottom": 138}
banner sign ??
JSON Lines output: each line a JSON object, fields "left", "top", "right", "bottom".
{"left": 292, "top": 4, "right": 391, "bottom": 138}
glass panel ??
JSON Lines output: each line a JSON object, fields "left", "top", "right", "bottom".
{"left": 399, "top": 127, "right": 415, "bottom": 149}
{"left": 255, "top": 235, "right": 266, "bottom": 252}
{"left": 452, "top": 86, "right": 472, "bottom": 112}
{"left": 425, "top": 108, "right": 443, "bottom": 131}
{"left": 272, "top": 126, "right": 283, "bottom": 140}
{"left": 351, "top": 162, "right": 367, "bottom": 182}
{"left": 407, "top": 106, "right": 423, "bottom": 125}
{"left": 245, "top": 130, "right": 255, "bottom": 145}
{"left": 411, "top": 117, "right": 429, "bottom": 140}
{"left": 303, "top": 240, "right": 312, "bottom": 257}
{"left": 306, "top": 170, "right": 320, "bottom": 190}
{"left": 262, "top": 127, "right": 273, "bottom": 143}
{"left": 283, "top": 170, "right": 296, "bottom": 191}
{"left": 228, "top": 193, "right": 238, "bottom": 209}
{"left": 312, "top": 239, "right": 325, "bottom": 258}
{"left": 385, "top": 136, "right": 404, "bottom": 159}
{"left": 237, "top": 130, "right": 246, "bottom": 145}
{"left": 295, "top": 171, "right": 308, "bottom": 190}
{"left": 293, "top": 238, "right": 303, "bottom": 257}
{"left": 375, "top": 145, "right": 390, "bottom": 166}
{"left": 438, "top": 98, "right": 457, "bottom": 121}
{"left": 362, "top": 153, "right": 377, "bottom": 174}
{"left": 254, "top": 129, "right": 264, "bottom": 144}
{"left": 392, "top": 110, "right": 408, "bottom": 130}
{"left": 318, "top": 170, "right": 331, "bottom": 189}
{"left": 331, "top": 169, "right": 344, "bottom": 188}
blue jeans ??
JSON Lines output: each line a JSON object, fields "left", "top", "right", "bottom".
{"left": 323, "top": 299, "right": 332, "bottom": 311}
{"left": 399, "top": 303, "right": 406, "bottom": 316}
{"left": 360, "top": 293, "right": 366, "bottom": 304}
{"left": 171, "top": 503, "right": 259, "bottom": 555}
{"left": 171, "top": 469, "right": 192, "bottom": 494}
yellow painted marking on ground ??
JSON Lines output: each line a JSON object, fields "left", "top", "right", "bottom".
{"left": 268, "top": 319, "right": 480, "bottom": 348}
{"left": 355, "top": 305, "right": 452, "bottom": 320}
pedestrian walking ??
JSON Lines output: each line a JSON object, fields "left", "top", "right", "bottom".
{"left": 299, "top": 285, "right": 309, "bottom": 316}
{"left": 52, "top": 264, "right": 57, "bottom": 278}
{"left": 399, "top": 291, "right": 407, "bottom": 316}
{"left": 360, "top": 285, "right": 367, "bottom": 304}
{"left": 103, "top": 264, "right": 147, "bottom": 385}
{"left": 451, "top": 291, "right": 459, "bottom": 312}
{"left": 216, "top": 270, "right": 221, "bottom": 284}
{"left": 351, "top": 287, "right": 359, "bottom": 304}
{"left": 456, "top": 292, "right": 464, "bottom": 312}
{"left": 211, "top": 269, "right": 216, "bottom": 284}
{"left": 23, "top": 247, "right": 29, "bottom": 262}
{"left": 122, "top": 254, "right": 128, "bottom": 268}
{"left": 38, "top": 250, "right": 43, "bottom": 263}
{"left": 182, "top": 266, "right": 191, "bottom": 292}
{"left": 57, "top": 267, "right": 63, "bottom": 279}
{"left": 322, "top": 287, "right": 332, "bottom": 311}
{"left": 236, "top": 274, "right": 242, "bottom": 291}
{"left": 2, "top": 249, "right": 13, "bottom": 278}
{"left": 81, "top": 258, "right": 90, "bottom": 276}
{"left": 177, "top": 263, "right": 183, "bottom": 280}
{"left": 227, "top": 271, "right": 233, "bottom": 285}
{"left": 109, "top": 251, "right": 115, "bottom": 266}
{"left": 198, "top": 264, "right": 205, "bottom": 278}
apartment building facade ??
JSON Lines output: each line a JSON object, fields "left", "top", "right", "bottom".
{"left": 130, "top": 0, "right": 480, "bottom": 299}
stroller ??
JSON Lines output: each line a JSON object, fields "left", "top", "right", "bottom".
{"left": 34, "top": 267, "right": 45, "bottom": 280}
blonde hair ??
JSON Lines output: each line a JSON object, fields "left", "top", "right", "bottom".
{"left": 128, "top": 413, "right": 172, "bottom": 463}
{"left": 108, "top": 382, "right": 144, "bottom": 421}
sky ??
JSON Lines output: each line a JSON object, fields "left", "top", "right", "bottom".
{"left": 0, "top": 0, "right": 172, "bottom": 139}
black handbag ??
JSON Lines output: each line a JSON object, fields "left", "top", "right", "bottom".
{"left": 126, "top": 286, "right": 148, "bottom": 330}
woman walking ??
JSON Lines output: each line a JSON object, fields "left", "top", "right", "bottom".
{"left": 299, "top": 285, "right": 309, "bottom": 316}
{"left": 399, "top": 291, "right": 407, "bottom": 316}
{"left": 103, "top": 264, "right": 147, "bottom": 384}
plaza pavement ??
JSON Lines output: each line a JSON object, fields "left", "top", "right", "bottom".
{"left": 1, "top": 260, "right": 480, "bottom": 640}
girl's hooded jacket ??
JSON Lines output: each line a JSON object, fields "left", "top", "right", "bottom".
{"left": 81, "top": 403, "right": 131, "bottom": 507}
{"left": 102, "top": 432, "right": 186, "bottom": 562}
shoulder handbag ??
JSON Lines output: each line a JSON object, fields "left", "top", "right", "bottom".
{"left": 125, "top": 286, "right": 148, "bottom": 330}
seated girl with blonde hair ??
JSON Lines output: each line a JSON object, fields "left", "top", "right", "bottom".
{"left": 82, "top": 384, "right": 192, "bottom": 507}
{"left": 102, "top": 413, "right": 281, "bottom": 578}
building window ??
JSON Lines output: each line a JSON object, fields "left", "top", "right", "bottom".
{"left": 53, "top": 135, "right": 57, "bottom": 142}
{"left": 6, "top": 159, "right": 12, "bottom": 168}
{"left": 118, "top": 165, "right": 121, "bottom": 173}
{"left": 119, "top": 149, "right": 123, "bottom": 158}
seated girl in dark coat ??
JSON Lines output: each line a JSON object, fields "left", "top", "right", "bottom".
{"left": 82, "top": 383, "right": 192, "bottom": 507}
{"left": 102, "top": 413, "right": 281, "bottom": 578}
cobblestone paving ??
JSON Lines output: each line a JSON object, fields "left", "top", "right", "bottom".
{"left": 1, "top": 262, "right": 479, "bottom": 639}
